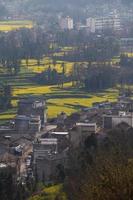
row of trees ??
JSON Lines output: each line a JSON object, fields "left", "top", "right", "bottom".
{"left": 32, "top": 56, "right": 133, "bottom": 93}
{"left": 34, "top": 61, "right": 133, "bottom": 92}
{"left": 69, "top": 53, "right": 133, "bottom": 91}
{"left": 54, "top": 35, "right": 120, "bottom": 63}
{"left": 84, "top": 65, "right": 117, "bottom": 91}
{"left": 34, "top": 65, "right": 69, "bottom": 87}
{"left": 0, "top": 28, "right": 49, "bottom": 75}
{"left": 68, "top": 63, "right": 117, "bottom": 91}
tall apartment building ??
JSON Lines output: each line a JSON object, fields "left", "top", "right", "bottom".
{"left": 59, "top": 16, "right": 74, "bottom": 30}
{"left": 86, "top": 16, "right": 121, "bottom": 33}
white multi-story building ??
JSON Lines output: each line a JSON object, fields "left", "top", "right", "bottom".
{"left": 86, "top": 18, "right": 96, "bottom": 33}
{"left": 59, "top": 16, "right": 74, "bottom": 30}
{"left": 86, "top": 16, "right": 121, "bottom": 33}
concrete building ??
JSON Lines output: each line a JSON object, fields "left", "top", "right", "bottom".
{"left": 75, "top": 22, "right": 90, "bottom": 32}
{"left": 50, "top": 132, "right": 69, "bottom": 139}
{"left": 15, "top": 115, "right": 41, "bottom": 134}
{"left": 70, "top": 122, "right": 97, "bottom": 147}
{"left": 33, "top": 138, "right": 58, "bottom": 163}
{"left": 14, "top": 98, "right": 47, "bottom": 134}
{"left": 17, "top": 98, "right": 47, "bottom": 125}
{"left": 35, "top": 150, "right": 68, "bottom": 183}
{"left": 103, "top": 111, "right": 133, "bottom": 129}
{"left": 59, "top": 16, "right": 73, "bottom": 30}
{"left": 86, "top": 18, "right": 96, "bottom": 33}
{"left": 0, "top": 98, "right": 47, "bottom": 135}
{"left": 33, "top": 138, "right": 68, "bottom": 183}
{"left": 86, "top": 16, "right": 121, "bottom": 33}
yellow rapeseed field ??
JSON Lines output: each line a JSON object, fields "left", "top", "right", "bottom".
{"left": 21, "top": 58, "right": 74, "bottom": 74}
{"left": 12, "top": 81, "right": 118, "bottom": 118}
{"left": 0, "top": 20, "right": 33, "bottom": 32}
{"left": 0, "top": 47, "right": 119, "bottom": 121}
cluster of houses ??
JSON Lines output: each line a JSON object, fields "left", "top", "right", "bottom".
{"left": 33, "top": 96, "right": 133, "bottom": 183}
{"left": 0, "top": 97, "right": 47, "bottom": 179}
{"left": 0, "top": 95, "right": 133, "bottom": 183}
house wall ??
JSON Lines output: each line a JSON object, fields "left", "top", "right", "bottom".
{"left": 112, "top": 116, "right": 133, "bottom": 127}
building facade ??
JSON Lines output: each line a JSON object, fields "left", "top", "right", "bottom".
{"left": 70, "top": 122, "right": 97, "bottom": 147}
{"left": 15, "top": 98, "right": 47, "bottom": 133}
{"left": 86, "top": 16, "right": 121, "bottom": 33}
{"left": 59, "top": 16, "right": 74, "bottom": 30}
{"left": 17, "top": 98, "right": 47, "bottom": 125}
{"left": 103, "top": 112, "right": 133, "bottom": 129}
{"left": 33, "top": 138, "right": 68, "bottom": 183}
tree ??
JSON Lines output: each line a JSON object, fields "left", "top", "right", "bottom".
{"left": 66, "top": 126, "right": 133, "bottom": 200}
{"left": 61, "top": 62, "right": 66, "bottom": 88}
{"left": 84, "top": 65, "right": 117, "bottom": 91}
{"left": 0, "top": 84, "right": 12, "bottom": 109}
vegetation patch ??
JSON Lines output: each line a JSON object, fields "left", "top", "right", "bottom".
{"left": 29, "top": 184, "right": 67, "bottom": 200}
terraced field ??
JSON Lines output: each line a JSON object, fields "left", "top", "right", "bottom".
{"left": 21, "top": 57, "right": 74, "bottom": 75}
{"left": 0, "top": 77, "right": 118, "bottom": 121}
{"left": 0, "top": 49, "right": 119, "bottom": 123}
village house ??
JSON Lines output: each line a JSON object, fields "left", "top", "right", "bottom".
{"left": 0, "top": 97, "right": 47, "bottom": 135}
{"left": 70, "top": 122, "right": 98, "bottom": 147}
{"left": 103, "top": 111, "right": 133, "bottom": 129}
{"left": 33, "top": 137, "right": 68, "bottom": 183}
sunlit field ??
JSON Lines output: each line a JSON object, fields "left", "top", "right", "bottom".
{"left": 12, "top": 82, "right": 118, "bottom": 118}
{"left": 21, "top": 58, "right": 74, "bottom": 74}
{"left": 29, "top": 184, "right": 67, "bottom": 200}
{"left": 0, "top": 20, "right": 33, "bottom": 32}
{"left": 0, "top": 49, "right": 119, "bottom": 123}
{"left": 0, "top": 77, "right": 118, "bottom": 121}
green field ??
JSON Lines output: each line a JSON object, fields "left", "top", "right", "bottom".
{"left": 0, "top": 20, "right": 33, "bottom": 32}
